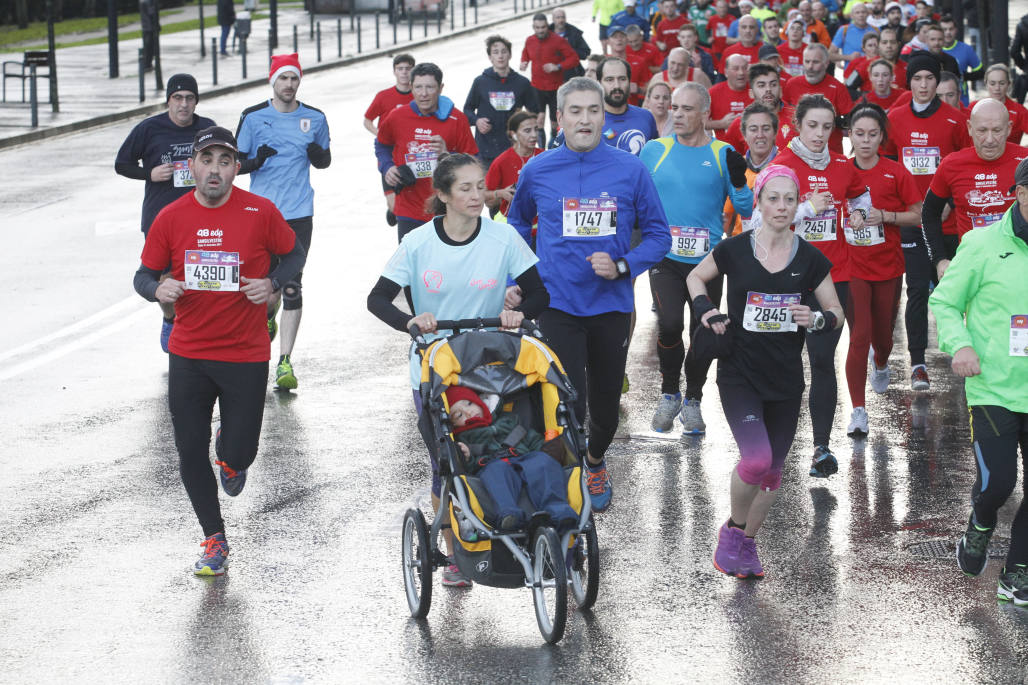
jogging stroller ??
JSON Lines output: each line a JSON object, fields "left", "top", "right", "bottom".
{"left": 400, "top": 318, "right": 600, "bottom": 644}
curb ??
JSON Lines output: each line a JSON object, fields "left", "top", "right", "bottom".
{"left": 0, "top": 0, "right": 579, "bottom": 151}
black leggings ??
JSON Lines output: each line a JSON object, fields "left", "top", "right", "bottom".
{"left": 168, "top": 354, "right": 268, "bottom": 537}
{"left": 719, "top": 381, "right": 802, "bottom": 491}
{"left": 805, "top": 281, "right": 848, "bottom": 447}
{"left": 649, "top": 257, "right": 723, "bottom": 399}
{"left": 535, "top": 88, "right": 558, "bottom": 134}
{"left": 538, "top": 308, "right": 632, "bottom": 461}
{"left": 902, "top": 226, "right": 931, "bottom": 366}
{"left": 969, "top": 405, "right": 1028, "bottom": 567}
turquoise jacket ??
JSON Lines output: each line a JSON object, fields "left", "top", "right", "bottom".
{"left": 929, "top": 206, "right": 1028, "bottom": 412}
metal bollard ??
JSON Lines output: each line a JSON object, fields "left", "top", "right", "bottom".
{"left": 30, "top": 64, "right": 38, "bottom": 127}
{"left": 436, "top": 6, "right": 441, "bottom": 33}
{"left": 408, "top": 15, "right": 413, "bottom": 41}
{"left": 376, "top": 12, "right": 380, "bottom": 49}
{"left": 350, "top": 8, "right": 355, "bottom": 30}
{"left": 241, "top": 37, "right": 247, "bottom": 78}
{"left": 212, "top": 38, "right": 218, "bottom": 85}
{"left": 450, "top": 1, "right": 454, "bottom": 30}
{"left": 357, "top": 16, "right": 362, "bottom": 53}
{"left": 513, "top": 0, "right": 516, "bottom": 13}
{"left": 138, "top": 48, "right": 145, "bottom": 103}
{"left": 309, "top": 12, "right": 314, "bottom": 39}
{"left": 462, "top": 0, "right": 466, "bottom": 27}
{"left": 316, "top": 22, "right": 322, "bottom": 62}
{"left": 393, "top": 16, "right": 397, "bottom": 44}
{"left": 423, "top": 11, "right": 427, "bottom": 37}
{"left": 474, "top": 1, "right": 477, "bottom": 23}
{"left": 293, "top": 24, "right": 298, "bottom": 52}
{"left": 338, "top": 18, "right": 343, "bottom": 56}
{"left": 269, "top": 28, "right": 274, "bottom": 66}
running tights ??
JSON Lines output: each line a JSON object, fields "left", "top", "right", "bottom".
{"left": 968, "top": 405, "right": 1028, "bottom": 567}
{"left": 844, "top": 276, "right": 902, "bottom": 407}
{"left": 719, "top": 382, "right": 802, "bottom": 491}
{"left": 901, "top": 226, "right": 931, "bottom": 367}
{"left": 538, "top": 308, "right": 632, "bottom": 461}
{"left": 168, "top": 354, "right": 268, "bottom": 537}
{"left": 805, "top": 281, "right": 848, "bottom": 447}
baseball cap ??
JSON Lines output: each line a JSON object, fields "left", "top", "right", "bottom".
{"left": 759, "top": 44, "right": 780, "bottom": 60}
{"left": 193, "top": 126, "right": 238, "bottom": 154}
{"left": 609, "top": 25, "right": 627, "bottom": 36}
{"left": 1010, "top": 157, "right": 1028, "bottom": 193}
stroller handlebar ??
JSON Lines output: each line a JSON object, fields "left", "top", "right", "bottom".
{"left": 408, "top": 318, "right": 543, "bottom": 344}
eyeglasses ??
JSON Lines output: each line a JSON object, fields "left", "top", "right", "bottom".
{"left": 170, "top": 93, "right": 197, "bottom": 103}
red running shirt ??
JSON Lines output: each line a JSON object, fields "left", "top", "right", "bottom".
{"left": 859, "top": 87, "right": 905, "bottom": 110}
{"left": 707, "top": 14, "right": 735, "bottom": 59}
{"left": 723, "top": 103, "right": 797, "bottom": 155}
{"left": 485, "top": 146, "right": 542, "bottom": 217}
{"left": 777, "top": 43, "right": 805, "bottom": 77}
{"left": 364, "top": 86, "right": 414, "bottom": 125}
{"left": 653, "top": 15, "right": 690, "bottom": 58}
{"left": 850, "top": 156, "right": 920, "bottom": 281}
{"left": 782, "top": 74, "right": 853, "bottom": 153}
{"left": 719, "top": 42, "right": 762, "bottom": 72}
{"left": 377, "top": 103, "right": 479, "bottom": 222}
{"left": 929, "top": 142, "right": 1028, "bottom": 238}
{"left": 775, "top": 146, "right": 869, "bottom": 282}
{"left": 709, "top": 82, "right": 754, "bottom": 141}
{"left": 626, "top": 42, "right": 663, "bottom": 105}
{"left": 970, "top": 97, "right": 1028, "bottom": 145}
{"left": 140, "top": 188, "right": 296, "bottom": 363}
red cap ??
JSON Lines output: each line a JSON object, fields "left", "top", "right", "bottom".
{"left": 269, "top": 53, "right": 302, "bottom": 85}
{"left": 444, "top": 386, "right": 492, "bottom": 434}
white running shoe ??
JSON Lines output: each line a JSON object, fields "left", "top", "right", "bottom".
{"left": 651, "top": 393, "right": 682, "bottom": 433}
{"left": 847, "top": 407, "right": 869, "bottom": 436}
{"left": 679, "top": 398, "right": 706, "bottom": 434}
{"left": 869, "top": 361, "right": 891, "bottom": 394}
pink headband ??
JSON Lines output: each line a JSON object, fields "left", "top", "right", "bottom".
{"left": 753, "top": 164, "right": 800, "bottom": 202}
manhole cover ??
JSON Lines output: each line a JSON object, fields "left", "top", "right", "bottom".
{"left": 908, "top": 537, "right": 1010, "bottom": 560}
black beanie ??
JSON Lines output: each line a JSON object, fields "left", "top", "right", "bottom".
{"left": 906, "top": 55, "right": 940, "bottom": 89}
{"left": 166, "top": 73, "right": 200, "bottom": 102}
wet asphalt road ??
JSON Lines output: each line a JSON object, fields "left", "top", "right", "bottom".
{"left": 2, "top": 8, "right": 1028, "bottom": 682}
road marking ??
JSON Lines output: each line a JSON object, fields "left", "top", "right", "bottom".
{"left": 0, "top": 296, "right": 143, "bottom": 364}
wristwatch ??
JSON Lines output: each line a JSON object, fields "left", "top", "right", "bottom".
{"left": 811, "top": 310, "right": 826, "bottom": 331}
{"left": 615, "top": 258, "right": 630, "bottom": 278}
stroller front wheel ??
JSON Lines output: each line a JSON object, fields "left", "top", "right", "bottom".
{"left": 401, "top": 508, "right": 433, "bottom": 619}
{"left": 531, "top": 526, "right": 567, "bottom": 644}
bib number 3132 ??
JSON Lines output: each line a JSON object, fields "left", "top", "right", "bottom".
{"left": 184, "top": 250, "right": 240, "bottom": 291}
{"left": 562, "top": 197, "right": 618, "bottom": 237}
{"left": 743, "top": 291, "right": 800, "bottom": 332}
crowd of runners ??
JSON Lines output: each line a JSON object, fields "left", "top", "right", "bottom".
{"left": 114, "top": 0, "right": 1027, "bottom": 611}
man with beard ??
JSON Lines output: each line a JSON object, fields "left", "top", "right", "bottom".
{"left": 133, "top": 126, "right": 306, "bottom": 576}
{"left": 724, "top": 64, "right": 797, "bottom": 155}
{"left": 783, "top": 43, "right": 852, "bottom": 152}
{"left": 558, "top": 57, "right": 658, "bottom": 153}
{"left": 709, "top": 54, "right": 755, "bottom": 139}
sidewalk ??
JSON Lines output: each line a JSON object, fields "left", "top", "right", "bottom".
{"left": 0, "top": 0, "right": 570, "bottom": 149}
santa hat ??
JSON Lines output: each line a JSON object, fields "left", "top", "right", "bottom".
{"left": 269, "top": 53, "right": 302, "bottom": 85}
{"left": 444, "top": 386, "right": 492, "bottom": 434}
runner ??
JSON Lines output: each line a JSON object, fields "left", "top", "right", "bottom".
{"left": 939, "top": 14, "right": 982, "bottom": 105}
{"left": 652, "top": 0, "right": 689, "bottom": 60}
{"left": 883, "top": 55, "right": 969, "bottom": 391}
{"left": 642, "top": 80, "right": 673, "bottom": 136}
{"left": 973, "top": 64, "right": 1028, "bottom": 146}
{"left": 591, "top": 0, "right": 623, "bottom": 54}
{"left": 724, "top": 103, "right": 782, "bottom": 236}
{"left": 648, "top": 46, "right": 711, "bottom": 91}
{"left": 520, "top": 13, "right": 581, "bottom": 147}
{"left": 922, "top": 99, "right": 1028, "bottom": 278}
{"left": 367, "top": 153, "right": 548, "bottom": 588}
{"left": 641, "top": 82, "right": 753, "bottom": 434}
{"left": 936, "top": 71, "right": 968, "bottom": 113}
{"left": 551, "top": 8, "right": 592, "bottom": 80}
{"left": 707, "top": 0, "right": 736, "bottom": 65}
{"left": 115, "top": 73, "right": 216, "bottom": 353}
{"left": 463, "top": 35, "right": 539, "bottom": 169}
{"left": 709, "top": 54, "right": 755, "bottom": 140}
{"left": 775, "top": 94, "right": 872, "bottom": 477}
{"left": 485, "top": 110, "right": 542, "bottom": 217}
{"left": 687, "top": 164, "right": 842, "bottom": 579}
{"left": 723, "top": 63, "right": 797, "bottom": 155}
{"left": 778, "top": 19, "right": 808, "bottom": 78}
{"left": 236, "top": 53, "right": 331, "bottom": 392}
{"left": 782, "top": 43, "right": 853, "bottom": 153}
{"left": 673, "top": 24, "right": 716, "bottom": 84}
{"left": 507, "top": 77, "right": 671, "bottom": 512}
{"left": 376, "top": 62, "right": 479, "bottom": 241}
{"left": 929, "top": 158, "right": 1028, "bottom": 607}
{"left": 854, "top": 58, "right": 905, "bottom": 109}
{"left": 720, "top": 15, "right": 763, "bottom": 70}
{"left": 133, "top": 126, "right": 306, "bottom": 575}
{"left": 844, "top": 104, "right": 922, "bottom": 434}
{"left": 595, "top": 57, "right": 658, "bottom": 153}
{"left": 362, "top": 54, "right": 415, "bottom": 228}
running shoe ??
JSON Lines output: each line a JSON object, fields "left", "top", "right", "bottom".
{"left": 441, "top": 558, "right": 473, "bottom": 588}
{"left": 713, "top": 522, "right": 744, "bottom": 576}
{"left": 276, "top": 354, "right": 297, "bottom": 390}
{"left": 651, "top": 393, "right": 682, "bottom": 433}
{"left": 194, "top": 532, "right": 229, "bottom": 576}
{"left": 956, "top": 514, "right": 993, "bottom": 576}
{"left": 267, "top": 300, "right": 280, "bottom": 343}
{"left": 160, "top": 319, "right": 173, "bottom": 353}
{"left": 622, "top": 374, "right": 630, "bottom": 394}
{"left": 997, "top": 565, "right": 1028, "bottom": 607}
{"left": 213, "top": 425, "right": 247, "bottom": 496}
{"left": 869, "top": 357, "right": 891, "bottom": 394}
{"left": 586, "top": 462, "right": 613, "bottom": 513}
{"left": 679, "top": 398, "right": 706, "bottom": 435}
{"left": 736, "top": 536, "right": 764, "bottom": 579}
{"left": 847, "top": 407, "right": 869, "bottom": 436}
{"left": 911, "top": 365, "right": 931, "bottom": 392}
{"left": 809, "top": 444, "right": 839, "bottom": 478}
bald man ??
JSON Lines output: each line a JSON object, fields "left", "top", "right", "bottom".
{"left": 649, "top": 47, "right": 712, "bottom": 90}
{"left": 708, "top": 53, "right": 754, "bottom": 137}
{"left": 720, "top": 15, "right": 763, "bottom": 70}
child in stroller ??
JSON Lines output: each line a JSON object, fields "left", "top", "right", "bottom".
{"left": 446, "top": 385, "right": 579, "bottom": 533}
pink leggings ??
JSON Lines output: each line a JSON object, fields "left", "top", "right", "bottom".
{"left": 844, "top": 276, "right": 902, "bottom": 407}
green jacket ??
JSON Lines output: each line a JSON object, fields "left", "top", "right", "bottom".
{"left": 456, "top": 412, "right": 544, "bottom": 473}
{"left": 592, "top": 0, "right": 624, "bottom": 25}
{"left": 929, "top": 206, "right": 1028, "bottom": 412}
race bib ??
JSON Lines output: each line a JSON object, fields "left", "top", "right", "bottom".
{"left": 844, "top": 218, "right": 885, "bottom": 247}
{"left": 173, "top": 160, "right": 195, "bottom": 188}
{"left": 971, "top": 213, "right": 1004, "bottom": 229}
{"left": 488, "top": 91, "right": 515, "bottom": 111}
{"left": 901, "top": 146, "right": 941, "bottom": 176}
{"left": 562, "top": 197, "right": 618, "bottom": 237}
{"left": 670, "top": 226, "right": 710, "bottom": 258}
{"left": 404, "top": 151, "right": 438, "bottom": 179}
{"left": 743, "top": 292, "right": 800, "bottom": 332}
{"left": 1011, "top": 315, "right": 1028, "bottom": 356}
{"left": 785, "top": 62, "right": 803, "bottom": 76}
{"left": 800, "top": 208, "right": 838, "bottom": 242}
{"left": 184, "top": 250, "right": 240, "bottom": 292}
{"left": 716, "top": 25, "right": 728, "bottom": 37}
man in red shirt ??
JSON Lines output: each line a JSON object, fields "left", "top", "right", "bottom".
{"left": 723, "top": 63, "right": 796, "bottom": 153}
{"left": 778, "top": 19, "right": 808, "bottom": 77}
{"left": 923, "top": 98, "right": 1028, "bottom": 276}
{"left": 708, "top": 53, "right": 754, "bottom": 139}
{"left": 720, "top": 14, "right": 762, "bottom": 71}
{"left": 376, "top": 62, "right": 479, "bottom": 241}
{"left": 520, "top": 12, "right": 580, "bottom": 146}
{"left": 363, "top": 53, "right": 415, "bottom": 227}
{"left": 707, "top": 0, "right": 735, "bottom": 63}
{"left": 874, "top": 26, "right": 907, "bottom": 90}
{"left": 133, "top": 126, "right": 305, "bottom": 576}
{"left": 783, "top": 43, "right": 853, "bottom": 152}
{"left": 883, "top": 54, "right": 969, "bottom": 392}
{"left": 625, "top": 24, "right": 663, "bottom": 105}
{"left": 652, "top": 0, "right": 689, "bottom": 59}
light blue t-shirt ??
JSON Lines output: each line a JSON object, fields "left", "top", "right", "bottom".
{"left": 381, "top": 216, "right": 538, "bottom": 387}
{"left": 236, "top": 100, "right": 331, "bottom": 220}
{"left": 831, "top": 24, "right": 878, "bottom": 67}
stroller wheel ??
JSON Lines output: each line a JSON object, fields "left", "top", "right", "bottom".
{"left": 569, "top": 520, "right": 599, "bottom": 610}
{"left": 531, "top": 526, "right": 567, "bottom": 644}
{"left": 401, "top": 508, "right": 433, "bottom": 619}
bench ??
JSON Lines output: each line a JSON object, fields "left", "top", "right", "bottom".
{"left": 3, "top": 51, "right": 51, "bottom": 104}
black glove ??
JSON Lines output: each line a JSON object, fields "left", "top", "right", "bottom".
{"left": 256, "top": 144, "right": 278, "bottom": 164}
{"left": 306, "top": 142, "right": 331, "bottom": 169}
{"left": 725, "top": 148, "right": 748, "bottom": 188}
{"left": 389, "top": 164, "right": 418, "bottom": 192}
